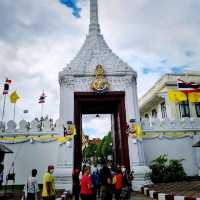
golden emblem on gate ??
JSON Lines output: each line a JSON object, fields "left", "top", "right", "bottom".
{"left": 90, "top": 65, "right": 110, "bottom": 92}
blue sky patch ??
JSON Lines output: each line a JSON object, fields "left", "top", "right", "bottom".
{"left": 143, "top": 66, "right": 164, "bottom": 75}
{"left": 59, "top": 0, "right": 81, "bottom": 18}
{"left": 171, "top": 65, "right": 188, "bottom": 74}
{"left": 83, "top": 127, "right": 97, "bottom": 138}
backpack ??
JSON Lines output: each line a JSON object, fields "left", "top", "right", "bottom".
{"left": 91, "top": 172, "right": 100, "bottom": 187}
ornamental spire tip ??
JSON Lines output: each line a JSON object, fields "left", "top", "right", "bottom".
{"left": 89, "top": 0, "right": 100, "bottom": 34}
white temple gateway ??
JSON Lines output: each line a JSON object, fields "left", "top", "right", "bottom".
{"left": 57, "top": 0, "right": 151, "bottom": 190}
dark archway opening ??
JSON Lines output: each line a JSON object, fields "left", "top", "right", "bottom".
{"left": 74, "top": 91, "right": 130, "bottom": 170}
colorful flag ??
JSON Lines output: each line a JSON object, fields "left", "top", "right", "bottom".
{"left": 6, "top": 79, "right": 12, "bottom": 84}
{"left": 188, "top": 92, "right": 200, "bottom": 103}
{"left": 3, "top": 78, "right": 12, "bottom": 95}
{"left": 177, "top": 78, "right": 200, "bottom": 93}
{"left": 38, "top": 92, "right": 46, "bottom": 104}
{"left": 10, "top": 91, "right": 20, "bottom": 104}
{"left": 168, "top": 89, "right": 187, "bottom": 102}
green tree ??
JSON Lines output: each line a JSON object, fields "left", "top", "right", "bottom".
{"left": 96, "top": 143, "right": 102, "bottom": 158}
{"left": 83, "top": 143, "right": 97, "bottom": 158}
{"left": 82, "top": 131, "right": 113, "bottom": 161}
{"left": 150, "top": 154, "right": 186, "bottom": 183}
{"left": 101, "top": 132, "right": 112, "bottom": 159}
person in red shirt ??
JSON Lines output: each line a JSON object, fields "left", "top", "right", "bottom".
{"left": 80, "top": 166, "right": 93, "bottom": 200}
{"left": 114, "top": 168, "right": 123, "bottom": 200}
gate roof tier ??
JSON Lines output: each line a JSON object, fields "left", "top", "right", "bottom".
{"left": 59, "top": 0, "right": 136, "bottom": 82}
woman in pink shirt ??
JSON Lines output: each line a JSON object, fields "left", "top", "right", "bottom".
{"left": 80, "top": 166, "right": 93, "bottom": 200}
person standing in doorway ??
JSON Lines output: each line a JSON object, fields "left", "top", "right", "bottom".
{"left": 91, "top": 166, "right": 100, "bottom": 200}
{"left": 80, "top": 166, "right": 93, "bottom": 200}
{"left": 120, "top": 166, "right": 129, "bottom": 200}
{"left": 42, "top": 165, "right": 56, "bottom": 200}
{"left": 113, "top": 168, "right": 123, "bottom": 200}
{"left": 96, "top": 164, "right": 102, "bottom": 198}
{"left": 100, "top": 164, "right": 113, "bottom": 200}
{"left": 25, "top": 169, "right": 39, "bottom": 200}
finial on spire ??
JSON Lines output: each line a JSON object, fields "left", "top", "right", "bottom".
{"left": 89, "top": 0, "right": 100, "bottom": 34}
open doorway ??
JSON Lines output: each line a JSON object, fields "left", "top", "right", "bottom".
{"left": 74, "top": 92, "right": 130, "bottom": 170}
{"left": 82, "top": 114, "right": 112, "bottom": 167}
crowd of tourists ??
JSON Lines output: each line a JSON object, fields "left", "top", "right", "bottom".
{"left": 20, "top": 162, "right": 133, "bottom": 200}
{"left": 73, "top": 162, "right": 134, "bottom": 200}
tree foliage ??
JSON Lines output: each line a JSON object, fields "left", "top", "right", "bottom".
{"left": 82, "top": 131, "right": 112, "bottom": 160}
{"left": 150, "top": 154, "right": 186, "bottom": 183}
{"left": 101, "top": 132, "right": 112, "bottom": 157}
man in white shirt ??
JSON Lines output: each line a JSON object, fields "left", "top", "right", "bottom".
{"left": 25, "top": 169, "right": 39, "bottom": 200}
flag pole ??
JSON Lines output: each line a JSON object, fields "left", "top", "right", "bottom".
{"left": 41, "top": 103, "right": 42, "bottom": 118}
{"left": 41, "top": 103, "right": 44, "bottom": 118}
{"left": 13, "top": 103, "right": 16, "bottom": 121}
{"left": 2, "top": 95, "right": 6, "bottom": 121}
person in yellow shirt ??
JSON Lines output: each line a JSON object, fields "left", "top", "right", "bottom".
{"left": 42, "top": 165, "right": 56, "bottom": 200}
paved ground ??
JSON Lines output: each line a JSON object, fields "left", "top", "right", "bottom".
{"left": 0, "top": 191, "right": 146, "bottom": 200}
{"left": 0, "top": 190, "right": 64, "bottom": 200}
{"left": 148, "top": 181, "right": 200, "bottom": 197}
{"left": 131, "top": 192, "right": 148, "bottom": 200}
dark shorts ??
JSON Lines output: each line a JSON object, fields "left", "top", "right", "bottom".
{"left": 101, "top": 186, "right": 112, "bottom": 200}
{"left": 80, "top": 194, "right": 93, "bottom": 200}
{"left": 27, "top": 193, "right": 36, "bottom": 200}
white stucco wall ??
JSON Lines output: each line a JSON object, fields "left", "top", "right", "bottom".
{"left": 3, "top": 142, "right": 59, "bottom": 185}
{"left": 143, "top": 137, "right": 198, "bottom": 176}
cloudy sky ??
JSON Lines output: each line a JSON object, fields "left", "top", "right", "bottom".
{"left": 0, "top": 0, "right": 200, "bottom": 138}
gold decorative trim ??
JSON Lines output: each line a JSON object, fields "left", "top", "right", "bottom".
{"left": 90, "top": 65, "right": 110, "bottom": 92}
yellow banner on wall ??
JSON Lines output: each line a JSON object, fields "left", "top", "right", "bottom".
{"left": 188, "top": 92, "right": 200, "bottom": 103}
{"left": 168, "top": 89, "right": 187, "bottom": 102}
{"left": 132, "top": 124, "right": 142, "bottom": 140}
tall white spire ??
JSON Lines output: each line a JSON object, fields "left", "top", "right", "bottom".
{"left": 59, "top": 0, "right": 136, "bottom": 78}
{"left": 89, "top": 0, "right": 100, "bottom": 34}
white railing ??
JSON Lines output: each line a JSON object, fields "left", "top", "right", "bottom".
{"left": 141, "top": 118, "right": 200, "bottom": 132}
{"left": 0, "top": 118, "right": 63, "bottom": 135}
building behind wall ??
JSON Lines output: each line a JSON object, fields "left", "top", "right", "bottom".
{"left": 139, "top": 73, "right": 200, "bottom": 120}
{"left": 139, "top": 72, "right": 200, "bottom": 176}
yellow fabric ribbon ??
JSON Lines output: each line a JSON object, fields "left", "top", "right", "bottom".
{"left": 57, "top": 126, "right": 76, "bottom": 143}
{"left": 168, "top": 89, "right": 187, "bottom": 102}
{"left": 132, "top": 124, "right": 142, "bottom": 140}
{"left": 188, "top": 92, "right": 200, "bottom": 103}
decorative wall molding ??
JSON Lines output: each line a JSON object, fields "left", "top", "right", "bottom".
{"left": 141, "top": 118, "right": 200, "bottom": 132}
{"left": 142, "top": 131, "right": 195, "bottom": 140}
{"left": 60, "top": 75, "right": 135, "bottom": 91}
{"left": 0, "top": 118, "right": 62, "bottom": 135}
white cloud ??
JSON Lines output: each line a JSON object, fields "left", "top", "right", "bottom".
{"left": 0, "top": 0, "right": 199, "bottom": 126}
{"left": 82, "top": 114, "right": 111, "bottom": 139}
